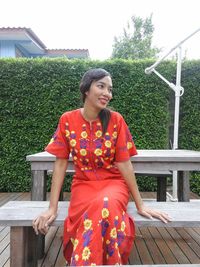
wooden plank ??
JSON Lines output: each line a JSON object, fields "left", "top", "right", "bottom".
{"left": 139, "top": 227, "right": 165, "bottom": 264}
{"left": 1, "top": 201, "right": 200, "bottom": 227}
{"left": 175, "top": 227, "right": 200, "bottom": 257}
{"left": 185, "top": 227, "right": 200, "bottom": 246}
{"left": 166, "top": 227, "right": 200, "bottom": 264}
{"left": 40, "top": 226, "right": 63, "bottom": 267}
{"left": 178, "top": 171, "right": 190, "bottom": 202}
{"left": 10, "top": 227, "right": 26, "bottom": 267}
{"left": 156, "top": 227, "right": 190, "bottom": 264}
{"left": 55, "top": 236, "right": 66, "bottom": 267}
{"left": 0, "top": 236, "right": 10, "bottom": 267}
{"left": 2, "top": 259, "right": 10, "bottom": 267}
{"left": 132, "top": 227, "right": 153, "bottom": 264}
{"left": 10, "top": 227, "right": 38, "bottom": 267}
{"left": 37, "top": 226, "right": 59, "bottom": 266}
{"left": 128, "top": 234, "right": 141, "bottom": 264}
{"left": 31, "top": 170, "right": 47, "bottom": 201}
{"left": 148, "top": 227, "right": 178, "bottom": 264}
{"left": 157, "top": 176, "right": 167, "bottom": 201}
{"left": 0, "top": 193, "right": 24, "bottom": 207}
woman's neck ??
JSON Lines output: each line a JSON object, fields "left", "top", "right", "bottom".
{"left": 81, "top": 105, "right": 100, "bottom": 122}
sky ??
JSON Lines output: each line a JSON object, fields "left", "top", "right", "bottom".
{"left": 1, "top": 0, "right": 200, "bottom": 60}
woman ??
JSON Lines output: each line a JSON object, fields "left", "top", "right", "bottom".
{"left": 33, "top": 68, "right": 171, "bottom": 266}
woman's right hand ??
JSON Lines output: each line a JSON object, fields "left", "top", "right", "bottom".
{"left": 32, "top": 208, "right": 57, "bottom": 235}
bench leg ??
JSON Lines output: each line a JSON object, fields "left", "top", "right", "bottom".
{"left": 177, "top": 171, "right": 190, "bottom": 202}
{"left": 157, "top": 176, "right": 167, "bottom": 201}
{"left": 31, "top": 170, "right": 47, "bottom": 258}
{"left": 10, "top": 226, "right": 38, "bottom": 267}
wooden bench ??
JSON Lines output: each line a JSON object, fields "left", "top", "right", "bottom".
{"left": 48, "top": 170, "right": 172, "bottom": 202}
{"left": 1, "top": 200, "right": 200, "bottom": 267}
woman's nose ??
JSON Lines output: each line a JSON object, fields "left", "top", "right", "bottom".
{"left": 103, "top": 88, "right": 112, "bottom": 96}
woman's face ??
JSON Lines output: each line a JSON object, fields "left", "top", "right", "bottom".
{"left": 85, "top": 76, "right": 113, "bottom": 110}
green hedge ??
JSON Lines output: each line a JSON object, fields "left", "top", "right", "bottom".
{"left": 0, "top": 58, "right": 199, "bottom": 194}
{"left": 179, "top": 61, "right": 200, "bottom": 195}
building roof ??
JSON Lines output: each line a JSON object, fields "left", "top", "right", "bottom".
{"left": 46, "top": 49, "right": 89, "bottom": 58}
{"left": 0, "top": 27, "right": 89, "bottom": 58}
{"left": 0, "top": 27, "right": 46, "bottom": 54}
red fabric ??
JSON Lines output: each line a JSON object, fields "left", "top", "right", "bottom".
{"left": 45, "top": 109, "right": 137, "bottom": 265}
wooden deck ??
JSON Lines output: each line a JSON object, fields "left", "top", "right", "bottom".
{"left": 0, "top": 192, "right": 200, "bottom": 266}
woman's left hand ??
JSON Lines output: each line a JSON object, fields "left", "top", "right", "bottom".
{"left": 137, "top": 204, "right": 172, "bottom": 223}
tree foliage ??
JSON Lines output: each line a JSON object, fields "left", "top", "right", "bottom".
{"left": 112, "top": 14, "right": 161, "bottom": 59}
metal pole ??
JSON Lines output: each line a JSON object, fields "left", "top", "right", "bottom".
{"left": 172, "top": 46, "right": 182, "bottom": 200}
{"left": 145, "top": 27, "right": 200, "bottom": 75}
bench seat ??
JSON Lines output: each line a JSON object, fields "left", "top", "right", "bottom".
{"left": 0, "top": 200, "right": 200, "bottom": 267}
{"left": 0, "top": 200, "right": 199, "bottom": 227}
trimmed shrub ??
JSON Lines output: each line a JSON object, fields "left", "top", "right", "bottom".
{"left": 0, "top": 58, "right": 199, "bottom": 194}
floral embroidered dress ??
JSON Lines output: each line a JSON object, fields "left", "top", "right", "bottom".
{"left": 45, "top": 108, "right": 138, "bottom": 266}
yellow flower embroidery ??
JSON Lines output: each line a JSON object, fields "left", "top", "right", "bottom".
{"left": 80, "top": 149, "right": 87, "bottom": 156}
{"left": 73, "top": 156, "right": 77, "bottom": 160}
{"left": 70, "top": 139, "right": 76, "bottom": 147}
{"left": 106, "top": 239, "right": 110, "bottom": 244}
{"left": 105, "top": 140, "right": 111, "bottom": 148}
{"left": 81, "top": 131, "right": 88, "bottom": 138}
{"left": 71, "top": 238, "right": 79, "bottom": 251}
{"left": 49, "top": 138, "right": 54, "bottom": 144}
{"left": 84, "top": 219, "right": 92, "bottom": 231}
{"left": 127, "top": 142, "right": 133, "bottom": 149}
{"left": 112, "top": 131, "right": 117, "bottom": 138}
{"left": 115, "top": 242, "right": 118, "bottom": 249}
{"left": 102, "top": 208, "right": 109, "bottom": 219}
{"left": 65, "top": 130, "right": 70, "bottom": 137}
{"left": 110, "top": 227, "right": 117, "bottom": 239}
{"left": 106, "top": 165, "right": 112, "bottom": 169}
{"left": 95, "top": 130, "right": 102, "bottom": 138}
{"left": 115, "top": 216, "right": 119, "bottom": 220}
{"left": 94, "top": 148, "right": 102, "bottom": 156}
{"left": 121, "top": 221, "right": 126, "bottom": 231}
{"left": 75, "top": 254, "right": 79, "bottom": 261}
{"left": 82, "top": 246, "right": 91, "bottom": 261}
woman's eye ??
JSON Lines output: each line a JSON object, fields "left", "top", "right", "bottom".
{"left": 107, "top": 88, "right": 112, "bottom": 94}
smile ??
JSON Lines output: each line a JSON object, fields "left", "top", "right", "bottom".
{"left": 99, "top": 98, "right": 109, "bottom": 104}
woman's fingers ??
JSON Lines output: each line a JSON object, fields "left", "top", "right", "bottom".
{"left": 32, "top": 212, "right": 56, "bottom": 235}
{"left": 138, "top": 206, "right": 172, "bottom": 223}
{"left": 138, "top": 210, "right": 153, "bottom": 220}
{"left": 46, "top": 214, "right": 57, "bottom": 226}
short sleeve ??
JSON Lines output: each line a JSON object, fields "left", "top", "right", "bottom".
{"left": 115, "top": 115, "right": 137, "bottom": 162}
{"left": 45, "top": 115, "right": 70, "bottom": 159}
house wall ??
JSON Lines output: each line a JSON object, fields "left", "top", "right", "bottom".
{"left": 0, "top": 40, "right": 16, "bottom": 58}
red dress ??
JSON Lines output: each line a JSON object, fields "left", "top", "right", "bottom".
{"left": 45, "top": 109, "right": 137, "bottom": 266}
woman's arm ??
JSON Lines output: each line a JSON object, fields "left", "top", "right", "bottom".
{"left": 32, "top": 158, "right": 68, "bottom": 235}
{"left": 116, "top": 160, "right": 171, "bottom": 223}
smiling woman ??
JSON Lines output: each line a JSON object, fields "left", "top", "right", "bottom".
{"left": 32, "top": 68, "right": 171, "bottom": 266}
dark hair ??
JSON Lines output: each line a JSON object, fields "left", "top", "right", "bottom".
{"left": 80, "top": 68, "right": 111, "bottom": 135}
